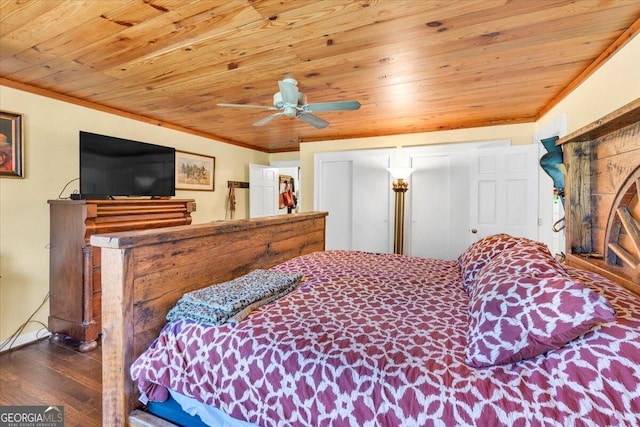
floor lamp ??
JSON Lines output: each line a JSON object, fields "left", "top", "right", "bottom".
{"left": 388, "top": 167, "right": 415, "bottom": 255}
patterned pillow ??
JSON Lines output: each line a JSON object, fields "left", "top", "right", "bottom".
{"left": 457, "top": 234, "right": 520, "bottom": 293}
{"left": 469, "top": 239, "right": 565, "bottom": 293}
{"left": 465, "top": 271, "right": 617, "bottom": 368}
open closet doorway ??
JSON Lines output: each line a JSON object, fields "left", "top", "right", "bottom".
{"left": 249, "top": 161, "right": 300, "bottom": 218}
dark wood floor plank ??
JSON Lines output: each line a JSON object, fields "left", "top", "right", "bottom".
{"left": 19, "top": 341, "right": 102, "bottom": 395}
{"left": 0, "top": 338, "right": 102, "bottom": 427}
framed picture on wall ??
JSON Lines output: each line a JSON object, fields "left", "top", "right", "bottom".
{"left": 175, "top": 150, "right": 215, "bottom": 191}
{"left": 0, "top": 110, "right": 24, "bottom": 178}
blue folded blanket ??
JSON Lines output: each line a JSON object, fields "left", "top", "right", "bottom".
{"left": 166, "top": 269, "right": 303, "bottom": 326}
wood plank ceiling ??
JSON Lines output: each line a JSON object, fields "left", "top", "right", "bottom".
{"left": 1, "top": 0, "right": 639, "bottom": 153}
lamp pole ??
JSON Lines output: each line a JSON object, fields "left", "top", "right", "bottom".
{"left": 388, "top": 166, "right": 414, "bottom": 255}
{"left": 392, "top": 178, "right": 409, "bottom": 254}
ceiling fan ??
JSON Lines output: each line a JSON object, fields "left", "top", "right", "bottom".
{"left": 217, "top": 77, "right": 361, "bottom": 129}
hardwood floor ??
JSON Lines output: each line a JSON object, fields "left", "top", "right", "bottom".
{"left": 0, "top": 338, "right": 102, "bottom": 427}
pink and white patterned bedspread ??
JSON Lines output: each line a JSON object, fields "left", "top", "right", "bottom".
{"left": 131, "top": 250, "right": 640, "bottom": 426}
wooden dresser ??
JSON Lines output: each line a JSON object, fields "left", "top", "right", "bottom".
{"left": 48, "top": 198, "right": 196, "bottom": 351}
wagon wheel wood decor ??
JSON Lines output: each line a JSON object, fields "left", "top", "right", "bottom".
{"left": 606, "top": 166, "right": 640, "bottom": 283}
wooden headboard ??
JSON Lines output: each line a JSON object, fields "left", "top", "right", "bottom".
{"left": 559, "top": 98, "right": 640, "bottom": 295}
{"left": 90, "top": 212, "right": 327, "bottom": 426}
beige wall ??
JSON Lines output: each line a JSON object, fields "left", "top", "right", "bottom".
{"left": 0, "top": 86, "right": 268, "bottom": 345}
{"left": 269, "top": 152, "right": 301, "bottom": 163}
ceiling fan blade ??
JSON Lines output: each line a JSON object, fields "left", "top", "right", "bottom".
{"left": 218, "top": 103, "right": 278, "bottom": 110}
{"left": 253, "top": 112, "right": 285, "bottom": 126}
{"left": 298, "top": 113, "right": 329, "bottom": 129}
{"left": 278, "top": 80, "right": 300, "bottom": 105}
{"left": 306, "top": 101, "right": 361, "bottom": 111}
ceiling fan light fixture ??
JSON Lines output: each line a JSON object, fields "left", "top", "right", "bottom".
{"left": 273, "top": 92, "right": 284, "bottom": 108}
{"left": 284, "top": 106, "right": 297, "bottom": 117}
{"left": 219, "top": 76, "right": 360, "bottom": 129}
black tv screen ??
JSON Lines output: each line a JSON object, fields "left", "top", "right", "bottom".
{"left": 79, "top": 131, "right": 175, "bottom": 199}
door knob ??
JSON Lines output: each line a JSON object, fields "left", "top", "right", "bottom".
{"left": 471, "top": 228, "right": 477, "bottom": 234}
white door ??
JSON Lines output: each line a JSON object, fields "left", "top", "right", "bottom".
{"left": 409, "top": 154, "right": 455, "bottom": 259}
{"left": 315, "top": 150, "right": 394, "bottom": 252}
{"left": 352, "top": 156, "right": 392, "bottom": 252}
{"left": 249, "top": 163, "right": 279, "bottom": 218}
{"left": 469, "top": 144, "right": 539, "bottom": 244}
{"left": 406, "top": 141, "right": 510, "bottom": 260}
{"left": 319, "top": 160, "right": 353, "bottom": 250}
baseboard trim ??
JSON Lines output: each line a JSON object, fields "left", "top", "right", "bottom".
{"left": 0, "top": 329, "right": 51, "bottom": 353}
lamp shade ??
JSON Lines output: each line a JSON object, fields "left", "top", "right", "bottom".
{"left": 387, "top": 167, "right": 415, "bottom": 181}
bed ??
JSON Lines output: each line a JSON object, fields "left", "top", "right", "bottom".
{"left": 91, "top": 99, "right": 640, "bottom": 426}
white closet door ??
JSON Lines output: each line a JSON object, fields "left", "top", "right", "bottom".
{"left": 407, "top": 141, "right": 510, "bottom": 260}
{"left": 409, "top": 154, "right": 453, "bottom": 259}
{"left": 315, "top": 150, "right": 393, "bottom": 252}
{"left": 352, "top": 156, "right": 392, "bottom": 253}
{"left": 315, "top": 142, "right": 534, "bottom": 258}
{"left": 319, "top": 160, "right": 353, "bottom": 250}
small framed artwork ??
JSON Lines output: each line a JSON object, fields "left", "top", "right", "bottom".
{"left": 175, "top": 150, "right": 215, "bottom": 191}
{"left": 0, "top": 110, "right": 24, "bottom": 178}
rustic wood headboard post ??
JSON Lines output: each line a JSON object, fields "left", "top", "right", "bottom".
{"left": 565, "top": 142, "right": 593, "bottom": 255}
{"left": 101, "top": 247, "right": 135, "bottom": 426}
{"left": 91, "top": 212, "right": 328, "bottom": 426}
{"left": 558, "top": 98, "right": 640, "bottom": 294}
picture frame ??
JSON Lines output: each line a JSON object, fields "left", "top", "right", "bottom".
{"left": 0, "top": 110, "right": 24, "bottom": 178}
{"left": 175, "top": 150, "right": 215, "bottom": 191}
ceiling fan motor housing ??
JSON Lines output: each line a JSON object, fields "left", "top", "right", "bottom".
{"left": 273, "top": 91, "right": 307, "bottom": 110}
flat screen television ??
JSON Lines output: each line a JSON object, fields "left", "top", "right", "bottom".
{"left": 79, "top": 131, "right": 175, "bottom": 199}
